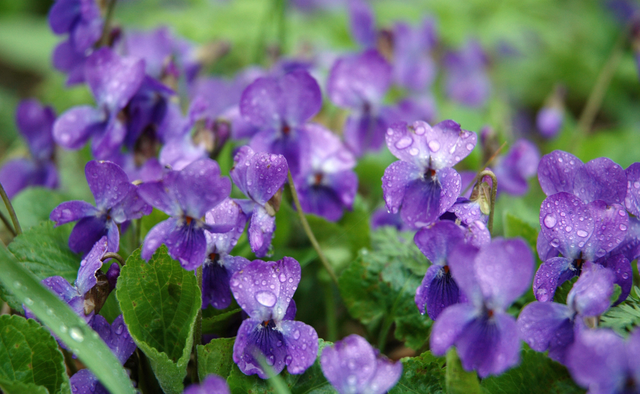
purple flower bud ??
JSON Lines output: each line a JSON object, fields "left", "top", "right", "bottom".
{"left": 320, "top": 334, "right": 402, "bottom": 394}
{"left": 536, "top": 107, "right": 563, "bottom": 138}
{"left": 493, "top": 139, "right": 540, "bottom": 196}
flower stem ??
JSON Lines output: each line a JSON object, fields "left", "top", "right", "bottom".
{"left": 99, "top": 0, "right": 117, "bottom": 47}
{"left": 0, "top": 210, "right": 16, "bottom": 237}
{"left": 192, "top": 265, "right": 203, "bottom": 383}
{"left": 101, "top": 252, "right": 125, "bottom": 267}
{"left": 0, "top": 182, "right": 21, "bottom": 235}
{"left": 461, "top": 141, "right": 507, "bottom": 197}
{"left": 477, "top": 169, "right": 498, "bottom": 236}
{"left": 287, "top": 171, "right": 339, "bottom": 285}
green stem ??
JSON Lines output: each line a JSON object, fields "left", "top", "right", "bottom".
{"left": 101, "top": 252, "right": 125, "bottom": 267}
{"left": 192, "top": 265, "right": 203, "bottom": 383}
{"left": 323, "top": 282, "right": 337, "bottom": 342}
{"left": 0, "top": 182, "right": 21, "bottom": 235}
{"left": 461, "top": 141, "right": 507, "bottom": 197}
{"left": 577, "top": 28, "right": 628, "bottom": 135}
{"left": 477, "top": 169, "right": 498, "bottom": 236}
{"left": 287, "top": 171, "right": 339, "bottom": 285}
{"left": 0, "top": 210, "right": 16, "bottom": 236}
{"left": 99, "top": 0, "right": 117, "bottom": 47}
{"left": 377, "top": 315, "right": 393, "bottom": 354}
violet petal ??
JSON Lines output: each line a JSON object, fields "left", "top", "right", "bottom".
{"left": 537, "top": 150, "right": 582, "bottom": 196}
{"left": 281, "top": 320, "right": 318, "bottom": 375}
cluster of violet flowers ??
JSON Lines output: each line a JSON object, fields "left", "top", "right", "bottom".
{"left": 1, "top": 0, "right": 639, "bottom": 393}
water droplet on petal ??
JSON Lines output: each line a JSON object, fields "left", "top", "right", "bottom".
{"left": 255, "top": 291, "right": 277, "bottom": 307}
{"left": 395, "top": 136, "right": 413, "bottom": 150}
{"left": 577, "top": 230, "right": 588, "bottom": 237}
{"left": 620, "top": 224, "right": 628, "bottom": 231}
{"left": 293, "top": 330, "right": 300, "bottom": 340}
{"left": 24, "top": 298, "right": 33, "bottom": 306}
{"left": 536, "top": 288, "right": 549, "bottom": 302}
{"left": 543, "top": 214, "right": 557, "bottom": 228}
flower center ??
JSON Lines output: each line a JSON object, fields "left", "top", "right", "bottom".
{"left": 186, "top": 216, "right": 193, "bottom": 225}
{"left": 282, "top": 122, "right": 291, "bottom": 135}
{"left": 314, "top": 173, "right": 323, "bottom": 186}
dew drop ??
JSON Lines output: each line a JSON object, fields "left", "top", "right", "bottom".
{"left": 279, "top": 273, "right": 287, "bottom": 282}
{"left": 395, "top": 136, "right": 412, "bottom": 150}
{"left": 550, "top": 239, "right": 560, "bottom": 248}
{"left": 13, "top": 281, "right": 21, "bottom": 289}
{"left": 266, "top": 355, "right": 275, "bottom": 366}
{"left": 543, "top": 214, "right": 557, "bottom": 228}
{"left": 620, "top": 224, "right": 628, "bottom": 231}
{"left": 69, "top": 327, "right": 85, "bottom": 342}
{"left": 536, "top": 288, "right": 549, "bottom": 302}
{"left": 24, "top": 298, "right": 33, "bottom": 306}
{"left": 466, "top": 143, "right": 474, "bottom": 150}
{"left": 255, "top": 291, "right": 277, "bottom": 307}
{"left": 293, "top": 330, "right": 301, "bottom": 340}
{"left": 577, "top": 230, "right": 588, "bottom": 237}
{"left": 285, "top": 355, "right": 293, "bottom": 365}
{"left": 428, "top": 140, "right": 440, "bottom": 152}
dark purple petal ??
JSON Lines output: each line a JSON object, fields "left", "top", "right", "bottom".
{"left": 583, "top": 201, "right": 628, "bottom": 260}
{"left": 91, "top": 314, "right": 136, "bottom": 365}
{"left": 69, "top": 216, "right": 109, "bottom": 255}
{"left": 539, "top": 193, "right": 593, "bottom": 260}
{"left": 414, "top": 221, "right": 465, "bottom": 265}
{"left": 53, "top": 106, "right": 105, "bottom": 150}
{"left": 85, "top": 160, "right": 133, "bottom": 210}
{"left": 110, "top": 186, "right": 152, "bottom": 223}
{"left": 230, "top": 257, "right": 300, "bottom": 322}
{"left": 202, "top": 259, "right": 233, "bottom": 310}
{"left": 615, "top": 215, "right": 640, "bottom": 263}
{"left": 281, "top": 320, "right": 318, "bottom": 375}
{"left": 347, "top": 0, "right": 376, "bottom": 47}
{"left": 566, "top": 329, "right": 626, "bottom": 393}
{"left": 327, "top": 50, "right": 392, "bottom": 109}
{"left": 536, "top": 232, "right": 559, "bottom": 262}
{"left": 71, "top": 11, "right": 103, "bottom": 52}
{"left": 537, "top": 151, "right": 582, "bottom": 196}
{"left": 50, "top": 200, "right": 99, "bottom": 226}
{"left": 239, "top": 76, "right": 284, "bottom": 129}
{"left": 141, "top": 218, "right": 177, "bottom": 260}
{"left": 574, "top": 157, "right": 627, "bottom": 205}
{"left": 233, "top": 318, "right": 287, "bottom": 379}
{"left": 343, "top": 112, "right": 387, "bottom": 157}
{"left": 184, "top": 375, "right": 230, "bottom": 394}
{"left": 52, "top": 40, "right": 86, "bottom": 85}
{"left": 165, "top": 222, "right": 208, "bottom": 270}
{"left": 430, "top": 303, "right": 477, "bottom": 356}
{"left": 248, "top": 125, "right": 311, "bottom": 177}
{"left": 248, "top": 206, "right": 276, "bottom": 258}
{"left": 598, "top": 253, "right": 632, "bottom": 305}
{"left": 517, "top": 301, "right": 574, "bottom": 364}
{"left": 295, "top": 179, "right": 350, "bottom": 222}
{"left": 0, "top": 159, "right": 36, "bottom": 199}
{"left": 171, "top": 159, "right": 231, "bottom": 219}
{"left": 84, "top": 48, "right": 145, "bottom": 112}
{"left": 567, "top": 262, "right": 614, "bottom": 317}
{"left": 137, "top": 177, "right": 182, "bottom": 217}
{"left": 381, "top": 157, "right": 419, "bottom": 215}
{"left": 280, "top": 70, "right": 322, "bottom": 126}
{"left": 626, "top": 163, "right": 640, "bottom": 216}
{"left": 493, "top": 139, "right": 540, "bottom": 196}
{"left": 105, "top": 219, "right": 120, "bottom": 253}
{"left": 90, "top": 117, "right": 127, "bottom": 160}
{"left": 418, "top": 265, "right": 461, "bottom": 320}
{"left": 447, "top": 243, "right": 482, "bottom": 306}
{"left": 70, "top": 369, "right": 105, "bottom": 394}
{"left": 533, "top": 257, "right": 575, "bottom": 302}
{"left": 16, "top": 99, "right": 56, "bottom": 160}
{"left": 455, "top": 312, "right": 520, "bottom": 377}
{"left": 320, "top": 334, "right": 376, "bottom": 393}
{"left": 205, "top": 199, "right": 247, "bottom": 255}
{"left": 75, "top": 236, "right": 108, "bottom": 295}
{"left": 245, "top": 152, "right": 288, "bottom": 205}
{"left": 400, "top": 167, "right": 461, "bottom": 228}
{"left": 475, "top": 238, "right": 534, "bottom": 310}
{"left": 49, "top": 0, "right": 79, "bottom": 34}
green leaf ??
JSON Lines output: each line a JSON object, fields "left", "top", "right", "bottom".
{"left": 338, "top": 249, "right": 431, "bottom": 350}
{"left": 0, "top": 315, "right": 69, "bottom": 394}
{"left": 389, "top": 351, "right": 446, "bottom": 394}
{"left": 0, "top": 243, "right": 135, "bottom": 394}
{"left": 9, "top": 187, "right": 69, "bottom": 230}
{"left": 0, "top": 16, "right": 57, "bottom": 74}
{"left": 445, "top": 349, "right": 481, "bottom": 394}
{"left": 0, "top": 380, "right": 48, "bottom": 394}
{"left": 370, "top": 226, "right": 427, "bottom": 276}
{"left": 481, "top": 347, "right": 585, "bottom": 394}
{"left": 116, "top": 246, "right": 201, "bottom": 394}
{"left": 502, "top": 212, "right": 539, "bottom": 252}
{"left": 221, "top": 338, "right": 334, "bottom": 394}
{"left": 601, "top": 286, "right": 640, "bottom": 336}
{"left": 197, "top": 337, "right": 236, "bottom": 381}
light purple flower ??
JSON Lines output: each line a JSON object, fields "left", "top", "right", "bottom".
{"left": 0, "top": 99, "right": 58, "bottom": 199}
{"left": 292, "top": 124, "right": 357, "bottom": 222}
{"left": 241, "top": 70, "right": 321, "bottom": 176}
{"left": 534, "top": 192, "right": 630, "bottom": 303}
{"left": 50, "top": 160, "right": 151, "bottom": 254}
{"left": 231, "top": 257, "right": 318, "bottom": 379}
{"left": 231, "top": 146, "right": 288, "bottom": 257}
{"left": 536, "top": 107, "right": 564, "bottom": 139}
{"left": 327, "top": 49, "right": 392, "bottom": 156}
{"left": 382, "top": 120, "right": 476, "bottom": 228}
{"left": 538, "top": 150, "right": 627, "bottom": 205}
{"left": 347, "top": 0, "right": 376, "bottom": 48}
{"left": 70, "top": 315, "right": 136, "bottom": 394}
{"left": 566, "top": 328, "right": 640, "bottom": 393}
{"left": 138, "top": 158, "right": 232, "bottom": 270}
{"left": 48, "top": 0, "right": 104, "bottom": 53}
{"left": 393, "top": 18, "right": 437, "bottom": 92}
{"left": 430, "top": 238, "right": 534, "bottom": 377}
{"left": 320, "top": 334, "right": 402, "bottom": 394}
{"left": 493, "top": 139, "right": 540, "bottom": 196}
{"left": 444, "top": 40, "right": 491, "bottom": 107}
{"left": 202, "top": 199, "right": 250, "bottom": 309}
{"left": 518, "top": 262, "right": 615, "bottom": 364}
{"left": 183, "top": 375, "right": 230, "bottom": 394}
{"left": 53, "top": 47, "right": 145, "bottom": 159}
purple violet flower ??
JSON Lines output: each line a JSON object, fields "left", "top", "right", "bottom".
{"left": 202, "top": 198, "right": 250, "bottom": 309}
{"left": 183, "top": 375, "right": 230, "bottom": 394}
{"left": 231, "top": 257, "right": 318, "bottom": 378}
{"left": 53, "top": 47, "right": 145, "bottom": 159}
{"left": 138, "top": 158, "right": 232, "bottom": 270}
{"left": 518, "top": 261, "right": 615, "bottom": 364}
{"left": 492, "top": 139, "right": 540, "bottom": 196}
{"left": 382, "top": 120, "right": 477, "bottom": 228}
{"left": 320, "top": 334, "right": 402, "bottom": 394}
{"left": 327, "top": 49, "right": 392, "bottom": 157}
{"left": 230, "top": 146, "right": 288, "bottom": 257}
{"left": 414, "top": 221, "right": 468, "bottom": 320}
{"left": 52, "top": 38, "right": 88, "bottom": 86}
{"left": 430, "top": 238, "right": 534, "bottom": 377}
{"left": 566, "top": 328, "right": 640, "bottom": 393}
{"left": 536, "top": 106, "right": 564, "bottom": 139}
{"left": 0, "top": 99, "right": 58, "bottom": 199}
{"left": 48, "top": 0, "right": 104, "bottom": 53}
{"left": 240, "top": 70, "right": 321, "bottom": 176}
{"left": 625, "top": 162, "right": 640, "bottom": 217}
{"left": 538, "top": 150, "right": 627, "bottom": 205}
{"left": 69, "top": 315, "right": 136, "bottom": 394}
{"left": 292, "top": 124, "right": 358, "bottom": 221}
{"left": 443, "top": 40, "right": 491, "bottom": 108}
{"left": 370, "top": 206, "right": 411, "bottom": 231}
{"left": 50, "top": 160, "right": 151, "bottom": 254}
{"left": 534, "top": 192, "right": 630, "bottom": 303}
{"left": 393, "top": 18, "right": 438, "bottom": 92}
